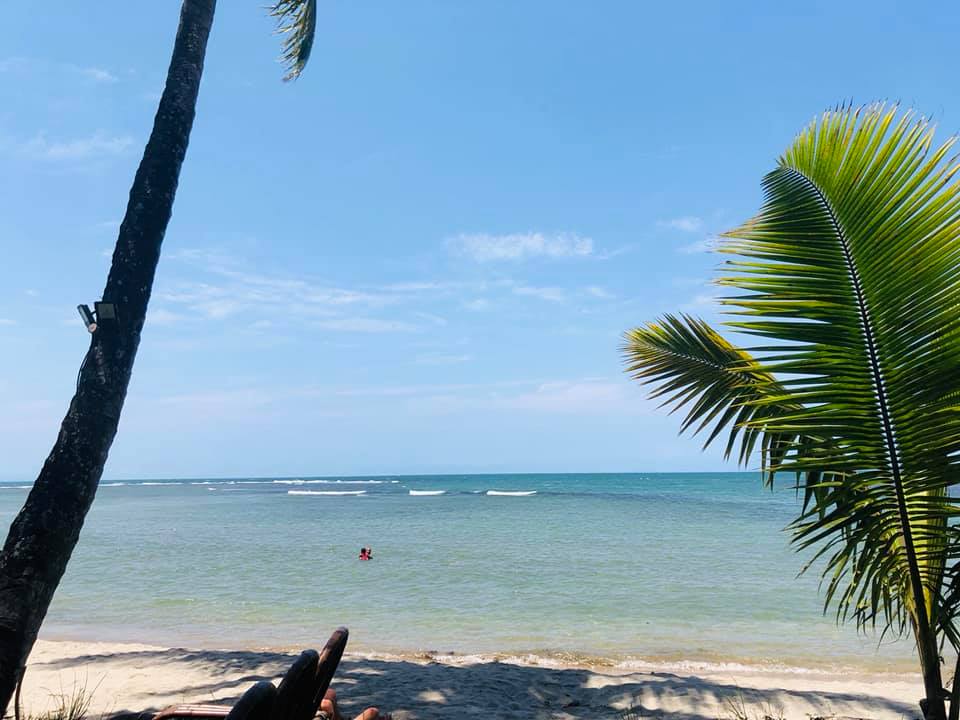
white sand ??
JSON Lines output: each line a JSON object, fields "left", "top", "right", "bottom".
{"left": 20, "top": 640, "right": 924, "bottom": 720}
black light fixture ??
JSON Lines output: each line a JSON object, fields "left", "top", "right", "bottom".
{"left": 77, "top": 304, "right": 97, "bottom": 333}
{"left": 94, "top": 301, "right": 117, "bottom": 323}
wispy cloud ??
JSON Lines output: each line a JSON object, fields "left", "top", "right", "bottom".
{"left": 584, "top": 286, "right": 613, "bottom": 299}
{"left": 1, "top": 57, "right": 118, "bottom": 83}
{"left": 18, "top": 132, "right": 133, "bottom": 161}
{"left": 414, "top": 353, "right": 471, "bottom": 365}
{"left": 513, "top": 286, "right": 565, "bottom": 302}
{"left": 658, "top": 216, "right": 703, "bottom": 233}
{"left": 496, "top": 379, "right": 640, "bottom": 414}
{"left": 413, "top": 312, "right": 448, "bottom": 326}
{"left": 448, "top": 232, "right": 593, "bottom": 262}
{"left": 162, "top": 248, "right": 496, "bottom": 329}
{"left": 147, "top": 308, "right": 188, "bottom": 327}
{"left": 139, "top": 377, "right": 647, "bottom": 425}
{"left": 67, "top": 64, "right": 118, "bottom": 83}
{"left": 463, "top": 299, "right": 491, "bottom": 311}
{"left": 680, "top": 292, "right": 720, "bottom": 312}
{"left": 657, "top": 215, "right": 703, "bottom": 232}
{"left": 0, "top": 318, "right": 16, "bottom": 327}
{"left": 160, "top": 250, "right": 404, "bottom": 321}
{"left": 677, "top": 236, "right": 719, "bottom": 254}
{"left": 155, "top": 389, "right": 276, "bottom": 418}
{"left": 314, "top": 318, "right": 418, "bottom": 333}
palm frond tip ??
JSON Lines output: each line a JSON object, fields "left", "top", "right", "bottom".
{"left": 269, "top": 0, "right": 317, "bottom": 81}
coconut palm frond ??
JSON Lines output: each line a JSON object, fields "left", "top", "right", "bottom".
{"left": 269, "top": 0, "right": 317, "bottom": 81}
{"left": 622, "top": 314, "right": 801, "bottom": 479}
{"left": 719, "top": 103, "right": 960, "bottom": 641}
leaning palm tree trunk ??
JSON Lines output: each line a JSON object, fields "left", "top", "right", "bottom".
{"left": 0, "top": 1, "right": 216, "bottom": 713}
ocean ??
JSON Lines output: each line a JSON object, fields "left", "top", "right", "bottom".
{"left": 0, "top": 473, "right": 917, "bottom": 672}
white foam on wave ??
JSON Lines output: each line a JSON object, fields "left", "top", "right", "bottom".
{"left": 486, "top": 490, "right": 537, "bottom": 497}
{"left": 0, "top": 485, "right": 31, "bottom": 490}
{"left": 409, "top": 490, "right": 446, "bottom": 496}
{"left": 274, "top": 479, "right": 387, "bottom": 485}
{"left": 140, "top": 482, "right": 183, "bottom": 486}
{"left": 287, "top": 490, "right": 367, "bottom": 496}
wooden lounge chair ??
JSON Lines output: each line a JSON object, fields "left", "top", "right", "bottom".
{"left": 153, "top": 628, "right": 349, "bottom": 720}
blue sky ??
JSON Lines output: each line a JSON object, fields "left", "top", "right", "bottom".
{"left": 1, "top": 1, "right": 958, "bottom": 480}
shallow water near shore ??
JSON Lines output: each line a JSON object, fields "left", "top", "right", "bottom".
{"left": 0, "top": 472, "right": 917, "bottom": 673}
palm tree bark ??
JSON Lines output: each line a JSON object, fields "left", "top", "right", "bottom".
{"left": 0, "top": 1, "right": 216, "bottom": 714}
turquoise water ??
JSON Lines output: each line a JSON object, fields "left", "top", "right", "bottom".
{"left": 0, "top": 473, "right": 917, "bottom": 671}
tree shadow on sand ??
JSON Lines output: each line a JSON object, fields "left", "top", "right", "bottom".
{"left": 29, "top": 647, "right": 921, "bottom": 720}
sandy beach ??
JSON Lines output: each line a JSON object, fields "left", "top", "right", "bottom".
{"left": 20, "top": 640, "right": 923, "bottom": 720}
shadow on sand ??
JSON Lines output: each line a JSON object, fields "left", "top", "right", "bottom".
{"left": 30, "top": 647, "right": 921, "bottom": 720}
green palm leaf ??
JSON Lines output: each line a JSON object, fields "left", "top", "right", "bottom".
{"left": 622, "top": 314, "right": 839, "bottom": 513}
{"left": 624, "top": 104, "right": 960, "bottom": 719}
{"left": 720, "top": 104, "right": 960, "bottom": 631}
{"left": 622, "top": 314, "right": 793, "bottom": 473}
{"left": 270, "top": 0, "right": 317, "bottom": 81}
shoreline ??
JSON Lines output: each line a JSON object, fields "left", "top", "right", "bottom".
{"left": 22, "top": 639, "right": 924, "bottom": 720}
{"left": 37, "top": 625, "right": 919, "bottom": 678}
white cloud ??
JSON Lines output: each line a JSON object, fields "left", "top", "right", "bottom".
{"left": 658, "top": 216, "right": 703, "bottom": 232}
{"left": 159, "top": 254, "right": 400, "bottom": 321}
{"left": 315, "top": 318, "right": 418, "bottom": 333}
{"left": 326, "top": 379, "right": 531, "bottom": 399}
{"left": 155, "top": 389, "right": 276, "bottom": 419}
{"left": 147, "top": 308, "right": 187, "bottom": 327}
{"left": 380, "top": 282, "right": 450, "bottom": 292}
{"left": 1, "top": 57, "right": 118, "bottom": 84}
{"left": 162, "top": 249, "right": 493, "bottom": 330}
{"left": 68, "top": 65, "right": 118, "bottom": 83}
{"left": 0, "top": 319, "right": 15, "bottom": 326}
{"left": 678, "top": 237, "right": 719, "bottom": 254}
{"left": 497, "top": 380, "right": 639, "bottom": 414}
{"left": 513, "top": 286, "right": 565, "bottom": 302}
{"left": 448, "top": 232, "right": 593, "bottom": 262}
{"left": 414, "top": 312, "right": 448, "bottom": 326}
{"left": 20, "top": 132, "right": 133, "bottom": 161}
{"left": 414, "top": 353, "right": 471, "bottom": 366}
{"left": 584, "top": 286, "right": 613, "bottom": 299}
{"left": 595, "top": 244, "right": 636, "bottom": 260}
{"left": 463, "top": 299, "right": 491, "bottom": 311}
{"left": 680, "top": 293, "right": 719, "bottom": 312}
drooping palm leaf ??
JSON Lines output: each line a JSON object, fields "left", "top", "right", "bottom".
{"left": 622, "top": 314, "right": 793, "bottom": 471}
{"left": 622, "top": 314, "right": 840, "bottom": 512}
{"left": 269, "top": 0, "right": 317, "bottom": 81}
{"left": 717, "top": 103, "right": 960, "bottom": 697}
{"left": 624, "top": 105, "right": 960, "bottom": 718}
